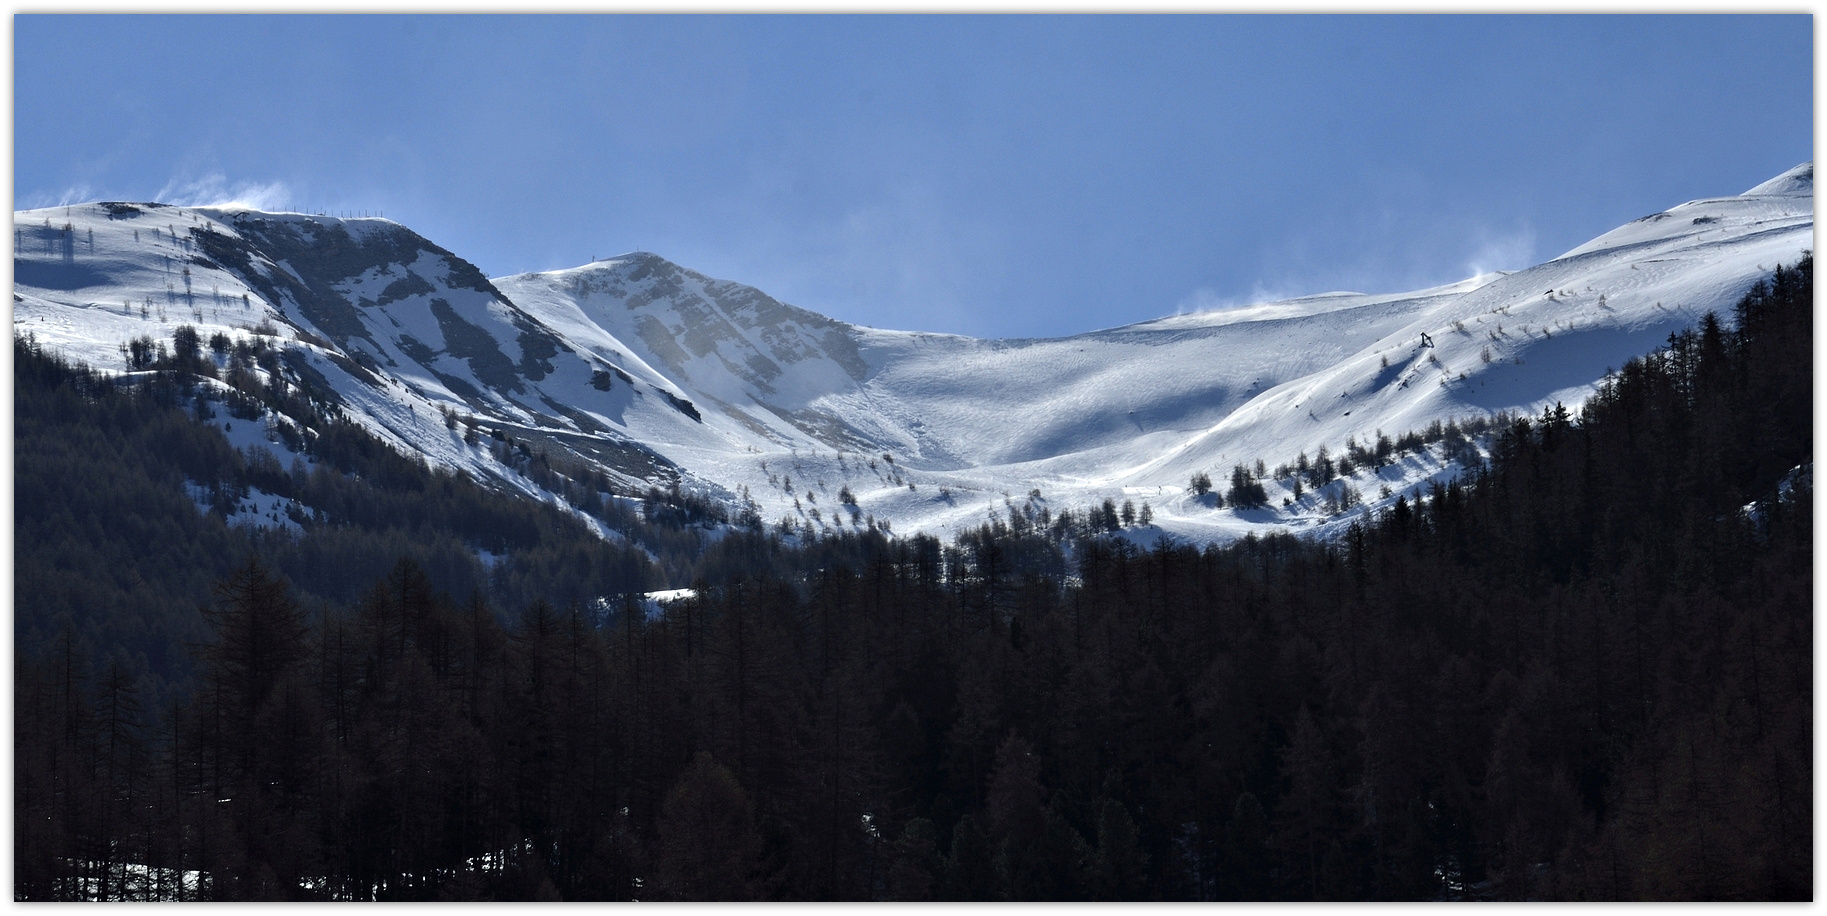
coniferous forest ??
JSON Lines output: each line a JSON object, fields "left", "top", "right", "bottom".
{"left": 14, "top": 259, "right": 1811, "bottom": 900}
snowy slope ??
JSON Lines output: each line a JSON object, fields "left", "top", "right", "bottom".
{"left": 12, "top": 203, "right": 708, "bottom": 507}
{"left": 489, "top": 163, "right": 1812, "bottom": 542}
{"left": 13, "top": 164, "right": 1813, "bottom": 546}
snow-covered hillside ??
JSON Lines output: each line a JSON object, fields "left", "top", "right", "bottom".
{"left": 13, "top": 164, "right": 1813, "bottom": 545}
{"left": 13, "top": 204, "right": 704, "bottom": 508}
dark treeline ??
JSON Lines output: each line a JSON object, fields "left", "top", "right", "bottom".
{"left": 14, "top": 331, "right": 702, "bottom": 712}
{"left": 15, "top": 260, "right": 1810, "bottom": 900}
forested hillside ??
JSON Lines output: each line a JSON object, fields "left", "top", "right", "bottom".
{"left": 13, "top": 333, "right": 677, "bottom": 712}
{"left": 14, "top": 259, "right": 1810, "bottom": 900}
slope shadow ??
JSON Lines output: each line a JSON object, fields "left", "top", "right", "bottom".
{"left": 1457, "top": 323, "right": 1681, "bottom": 411}
{"left": 15, "top": 259, "right": 113, "bottom": 291}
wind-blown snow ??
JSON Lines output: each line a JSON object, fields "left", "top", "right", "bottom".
{"left": 15, "top": 163, "right": 1813, "bottom": 546}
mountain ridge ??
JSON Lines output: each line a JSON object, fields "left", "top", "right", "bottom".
{"left": 12, "top": 162, "right": 1813, "bottom": 544}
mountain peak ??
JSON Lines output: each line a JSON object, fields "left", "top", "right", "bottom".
{"left": 582, "top": 250, "right": 667, "bottom": 270}
{"left": 1744, "top": 161, "right": 1812, "bottom": 197}
{"left": 12, "top": 165, "right": 1815, "bottom": 547}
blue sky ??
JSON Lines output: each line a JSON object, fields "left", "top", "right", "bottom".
{"left": 14, "top": 14, "right": 1812, "bottom": 339}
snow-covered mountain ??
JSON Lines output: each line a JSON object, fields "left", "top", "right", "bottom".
{"left": 13, "top": 163, "right": 1813, "bottom": 544}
